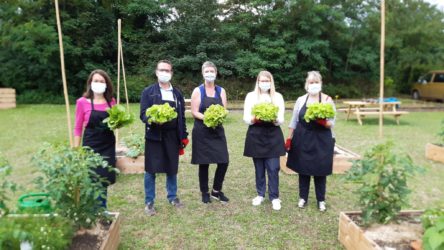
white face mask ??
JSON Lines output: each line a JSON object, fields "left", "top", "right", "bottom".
{"left": 258, "top": 82, "right": 271, "bottom": 92}
{"left": 157, "top": 71, "right": 172, "bottom": 83}
{"left": 91, "top": 82, "right": 107, "bottom": 94}
{"left": 307, "top": 83, "right": 322, "bottom": 95}
{"left": 203, "top": 72, "right": 216, "bottom": 82}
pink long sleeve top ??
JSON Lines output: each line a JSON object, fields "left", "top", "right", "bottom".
{"left": 74, "top": 97, "right": 116, "bottom": 137}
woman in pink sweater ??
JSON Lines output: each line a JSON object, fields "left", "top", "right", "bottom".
{"left": 74, "top": 69, "right": 116, "bottom": 209}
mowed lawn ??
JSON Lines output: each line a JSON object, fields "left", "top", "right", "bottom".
{"left": 0, "top": 104, "right": 443, "bottom": 249}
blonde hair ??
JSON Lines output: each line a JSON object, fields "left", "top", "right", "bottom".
{"left": 304, "top": 71, "right": 323, "bottom": 91}
{"left": 201, "top": 61, "right": 217, "bottom": 73}
{"left": 254, "top": 70, "right": 277, "bottom": 104}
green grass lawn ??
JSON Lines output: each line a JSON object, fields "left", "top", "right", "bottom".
{"left": 1, "top": 104, "right": 443, "bottom": 249}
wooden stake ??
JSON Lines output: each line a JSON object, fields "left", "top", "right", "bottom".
{"left": 54, "top": 0, "right": 73, "bottom": 147}
{"left": 120, "top": 43, "right": 130, "bottom": 111}
{"left": 115, "top": 19, "right": 122, "bottom": 144}
{"left": 379, "top": 0, "right": 385, "bottom": 139}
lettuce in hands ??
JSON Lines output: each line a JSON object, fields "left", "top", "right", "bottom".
{"left": 252, "top": 103, "right": 279, "bottom": 122}
{"left": 103, "top": 104, "right": 135, "bottom": 130}
{"left": 203, "top": 104, "right": 229, "bottom": 129}
{"left": 304, "top": 103, "right": 335, "bottom": 122}
{"left": 145, "top": 103, "right": 177, "bottom": 124}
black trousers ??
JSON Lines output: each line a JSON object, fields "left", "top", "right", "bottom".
{"left": 298, "top": 174, "right": 326, "bottom": 202}
{"left": 199, "top": 163, "right": 228, "bottom": 193}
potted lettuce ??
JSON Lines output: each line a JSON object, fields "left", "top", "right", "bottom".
{"left": 203, "top": 104, "right": 229, "bottom": 129}
{"left": 251, "top": 103, "right": 278, "bottom": 122}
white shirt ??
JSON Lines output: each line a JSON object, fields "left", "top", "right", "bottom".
{"left": 243, "top": 91, "right": 285, "bottom": 126}
{"left": 159, "top": 83, "right": 175, "bottom": 102}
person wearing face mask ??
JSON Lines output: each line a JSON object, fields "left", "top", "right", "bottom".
{"left": 285, "top": 71, "right": 336, "bottom": 212}
{"left": 243, "top": 71, "right": 285, "bottom": 211}
{"left": 140, "top": 60, "right": 189, "bottom": 216}
{"left": 190, "top": 61, "right": 230, "bottom": 204}
{"left": 74, "top": 69, "right": 117, "bottom": 209}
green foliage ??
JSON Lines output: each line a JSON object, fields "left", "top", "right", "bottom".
{"left": 0, "top": 215, "right": 74, "bottom": 250}
{"left": 122, "top": 133, "right": 144, "bottom": 158}
{"left": 103, "top": 105, "right": 135, "bottom": 130}
{"left": 0, "top": 155, "right": 17, "bottom": 216}
{"left": 32, "top": 144, "right": 113, "bottom": 229}
{"left": 251, "top": 103, "right": 278, "bottom": 122}
{"left": 345, "top": 142, "right": 421, "bottom": 225}
{"left": 304, "top": 103, "right": 335, "bottom": 122}
{"left": 422, "top": 208, "right": 444, "bottom": 250}
{"left": 203, "top": 104, "right": 229, "bottom": 128}
{"left": 145, "top": 103, "right": 178, "bottom": 124}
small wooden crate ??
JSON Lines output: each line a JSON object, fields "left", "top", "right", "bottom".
{"left": 99, "top": 212, "right": 121, "bottom": 250}
{"left": 280, "top": 144, "right": 360, "bottom": 175}
{"left": 0, "top": 88, "right": 16, "bottom": 109}
{"left": 116, "top": 156, "right": 145, "bottom": 174}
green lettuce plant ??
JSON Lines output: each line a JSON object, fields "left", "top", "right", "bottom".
{"left": 103, "top": 104, "right": 135, "bottom": 130}
{"left": 422, "top": 207, "right": 444, "bottom": 250}
{"left": 32, "top": 144, "right": 115, "bottom": 229}
{"left": 304, "top": 103, "right": 335, "bottom": 122}
{"left": 203, "top": 104, "right": 228, "bottom": 128}
{"left": 345, "top": 142, "right": 422, "bottom": 225}
{"left": 252, "top": 103, "right": 278, "bottom": 122}
{"left": 145, "top": 103, "right": 177, "bottom": 124}
{"left": 122, "top": 133, "right": 144, "bottom": 158}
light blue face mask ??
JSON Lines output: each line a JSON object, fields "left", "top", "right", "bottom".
{"left": 259, "top": 82, "right": 271, "bottom": 91}
{"left": 307, "top": 83, "right": 322, "bottom": 95}
{"left": 204, "top": 72, "right": 216, "bottom": 82}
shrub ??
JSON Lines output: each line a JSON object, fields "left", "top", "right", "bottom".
{"left": 32, "top": 143, "right": 116, "bottom": 229}
{"left": 122, "top": 133, "right": 145, "bottom": 158}
{"left": 345, "top": 141, "right": 422, "bottom": 225}
{"left": 422, "top": 207, "right": 444, "bottom": 250}
{"left": 0, "top": 155, "right": 17, "bottom": 216}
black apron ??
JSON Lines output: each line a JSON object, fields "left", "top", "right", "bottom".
{"left": 82, "top": 99, "right": 116, "bottom": 186}
{"left": 145, "top": 99, "right": 180, "bottom": 175}
{"left": 286, "top": 94, "right": 334, "bottom": 176}
{"left": 243, "top": 117, "right": 285, "bottom": 158}
{"left": 191, "top": 86, "right": 229, "bottom": 164}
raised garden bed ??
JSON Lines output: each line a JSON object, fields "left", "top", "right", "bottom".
{"left": 280, "top": 144, "right": 360, "bottom": 175}
{"left": 71, "top": 212, "right": 121, "bottom": 250}
{"left": 425, "top": 143, "right": 444, "bottom": 164}
{"left": 115, "top": 146, "right": 144, "bottom": 174}
{"left": 338, "top": 210, "right": 423, "bottom": 250}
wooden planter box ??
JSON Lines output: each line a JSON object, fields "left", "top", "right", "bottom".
{"left": 0, "top": 88, "right": 16, "bottom": 109}
{"left": 116, "top": 155, "right": 145, "bottom": 174}
{"left": 99, "top": 212, "right": 121, "bottom": 250}
{"left": 425, "top": 143, "right": 444, "bottom": 164}
{"left": 338, "top": 210, "right": 423, "bottom": 250}
{"left": 280, "top": 144, "right": 360, "bottom": 175}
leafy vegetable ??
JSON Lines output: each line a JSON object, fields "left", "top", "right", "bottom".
{"left": 252, "top": 103, "right": 279, "bottom": 122}
{"left": 304, "top": 103, "right": 335, "bottom": 122}
{"left": 203, "top": 104, "right": 228, "bottom": 128}
{"left": 103, "top": 104, "right": 135, "bottom": 130}
{"left": 122, "top": 133, "right": 144, "bottom": 158}
{"left": 145, "top": 103, "right": 177, "bottom": 124}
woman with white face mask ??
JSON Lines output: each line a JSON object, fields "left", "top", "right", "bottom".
{"left": 73, "top": 69, "right": 117, "bottom": 209}
{"left": 243, "top": 71, "right": 285, "bottom": 211}
{"left": 286, "top": 71, "right": 336, "bottom": 212}
{"left": 190, "top": 61, "right": 230, "bottom": 204}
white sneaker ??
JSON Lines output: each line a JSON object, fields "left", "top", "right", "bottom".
{"left": 319, "top": 201, "right": 326, "bottom": 212}
{"left": 298, "top": 198, "right": 306, "bottom": 208}
{"left": 272, "top": 199, "right": 281, "bottom": 211}
{"left": 252, "top": 196, "right": 264, "bottom": 206}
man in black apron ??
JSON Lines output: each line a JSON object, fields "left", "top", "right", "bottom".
{"left": 286, "top": 71, "right": 335, "bottom": 212}
{"left": 140, "top": 60, "right": 188, "bottom": 216}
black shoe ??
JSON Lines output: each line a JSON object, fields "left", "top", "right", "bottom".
{"left": 144, "top": 202, "right": 156, "bottom": 216}
{"left": 170, "top": 198, "right": 184, "bottom": 208}
{"left": 202, "top": 193, "right": 211, "bottom": 203}
{"left": 211, "top": 190, "right": 229, "bottom": 203}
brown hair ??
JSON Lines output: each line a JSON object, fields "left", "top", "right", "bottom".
{"left": 157, "top": 59, "right": 173, "bottom": 71}
{"left": 83, "top": 69, "right": 114, "bottom": 102}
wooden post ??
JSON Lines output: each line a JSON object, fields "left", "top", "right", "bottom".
{"left": 115, "top": 19, "right": 122, "bottom": 144}
{"left": 54, "top": 0, "right": 73, "bottom": 147}
{"left": 121, "top": 45, "right": 130, "bottom": 111}
{"left": 379, "top": 0, "right": 385, "bottom": 139}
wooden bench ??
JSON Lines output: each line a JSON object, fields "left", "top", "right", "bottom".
{"left": 353, "top": 110, "right": 409, "bottom": 125}
{"left": 0, "top": 88, "right": 16, "bottom": 109}
{"left": 184, "top": 98, "right": 191, "bottom": 112}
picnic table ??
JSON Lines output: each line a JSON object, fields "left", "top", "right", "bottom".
{"left": 343, "top": 100, "right": 409, "bottom": 125}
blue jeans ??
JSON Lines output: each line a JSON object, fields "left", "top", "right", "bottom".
{"left": 97, "top": 187, "right": 107, "bottom": 208}
{"left": 144, "top": 172, "right": 177, "bottom": 204}
{"left": 253, "top": 157, "right": 280, "bottom": 200}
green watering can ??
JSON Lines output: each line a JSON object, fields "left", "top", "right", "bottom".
{"left": 17, "top": 193, "right": 53, "bottom": 213}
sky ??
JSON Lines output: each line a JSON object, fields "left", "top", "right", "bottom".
{"left": 424, "top": 0, "right": 444, "bottom": 10}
